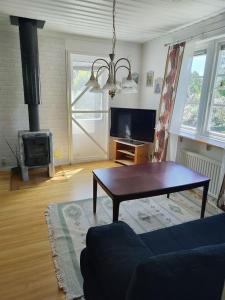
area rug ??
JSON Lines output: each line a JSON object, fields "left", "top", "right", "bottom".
{"left": 45, "top": 191, "right": 219, "bottom": 300}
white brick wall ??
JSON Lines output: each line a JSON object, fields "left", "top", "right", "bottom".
{"left": 39, "top": 34, "right": 68, "bottom": 165}
{"left": 0, "top": 19, "right": 141, "bottom": 168}
{"left": 0, "top": 30, "right": 28, "bottom": 167}
{"left": 0, "top": 30, "right": 69, "bottom": 167}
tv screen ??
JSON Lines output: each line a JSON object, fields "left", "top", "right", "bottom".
{"left": 110, "top": 107, "right": 156, "bottom": 142}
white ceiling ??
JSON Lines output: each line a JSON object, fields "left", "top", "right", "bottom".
{"left": 0, "top": 0, "right": 225, "bottom": 42}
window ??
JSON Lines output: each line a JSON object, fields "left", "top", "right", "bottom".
{"left": 207, "top": 45, "right": 225, "bottom": 137}
{"left": 179, "top": 40, "right": 225, "bottom": 146}
{"left": 181, "top": 51, "right": 207, "bottom": 130}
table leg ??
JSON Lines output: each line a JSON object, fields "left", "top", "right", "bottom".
{"left": 113, "top": 200, "right": 120, "bottom": 222}
{"left": 201, "top": 182, "right": 209, "bottom": 219}
{"left": 93, "top": 176, "right": 97, "bottom": 214}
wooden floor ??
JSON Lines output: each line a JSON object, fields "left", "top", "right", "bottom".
{"left": 0, "top": 161, "right": 118, "bottom": 300}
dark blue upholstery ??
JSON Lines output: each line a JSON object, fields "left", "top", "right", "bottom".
{"left": 126, "top": 243, "right": 225, "bottom": 300}
{"left": 80, "top": 213, "right": 225, "bottom": 300}
{"left": 140, "top": 213, "right": 225, "bottom": 255}
{"left": 80, "top": 248, "right": 105, "bottom": 300}
{"left": 83, "top": 221, "right": 152, "bottom": 300}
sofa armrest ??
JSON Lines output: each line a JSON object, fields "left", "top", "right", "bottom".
{"left": 85, "top": 221, "right": 152, "bottom": 300}
{"left": 126, "top": 243, "right": 225, "bottom": 300}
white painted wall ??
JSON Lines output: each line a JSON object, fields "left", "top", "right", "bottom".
{"left": 140, "top": 37, "right": 168, "bottom": 110}
{"left": 0, "top": 15, "right": 142, "bottom": 167}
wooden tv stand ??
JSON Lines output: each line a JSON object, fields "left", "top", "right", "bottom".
{"left": 113, "top": 139, "right": 149, "bottom": 166}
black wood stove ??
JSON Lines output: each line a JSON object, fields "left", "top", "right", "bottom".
{"left": 11, "top": 16, "right": 54, "bottom": 181}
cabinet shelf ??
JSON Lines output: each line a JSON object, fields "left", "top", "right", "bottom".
{"left": 115, "top": 159, "right": 135, "bottom": 166}
{"left": 113, "top": 139, "right": 149, "bottom": 166}
{"left": 117, "top": 149, "right": 135, "bottom": 156}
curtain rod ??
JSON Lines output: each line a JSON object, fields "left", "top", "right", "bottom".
{"left": 164, "top": 23, "right": 225, "bottom": 47}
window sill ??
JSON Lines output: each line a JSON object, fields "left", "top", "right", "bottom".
{"left": 177, "top": 130, "right": 225, "bottom": 149}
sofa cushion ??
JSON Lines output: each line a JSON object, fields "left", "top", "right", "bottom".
{"left": 126, "top": 243, "right": 225, "bottom": 300}
{"left": 85, "top": 221, "right": 152, "bottom": 300}
{"left": 80, "top": 248, "right": 105, "bottom": 300}
{"left": 140, "top": 213, "right": 225, "bottom": 255}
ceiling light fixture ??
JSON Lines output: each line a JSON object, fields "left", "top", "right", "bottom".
{"left": 85, "top": 0, "right": 137, "bottom": 98}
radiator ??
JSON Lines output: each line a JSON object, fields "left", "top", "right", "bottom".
{"left": 180, "top": 150, "right": 221, "bottom": 198}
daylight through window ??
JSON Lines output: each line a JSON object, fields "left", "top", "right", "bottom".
{"left": 181, "top": 51, "right": 206, "bottom": 130}
{"left": 179, "top": 40, "right": 225, "bottom": 145}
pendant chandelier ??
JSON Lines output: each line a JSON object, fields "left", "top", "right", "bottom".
{"left": 85, "top": 0, "right": 137, "bottom": 98}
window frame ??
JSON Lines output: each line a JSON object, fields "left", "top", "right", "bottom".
{"left": 179, "top": 39, "right": 225, "bottom": 147}
{"left": 204, "top": 41, "right": 225, "bottom": 140}
{"left": 181, "top": 48, "right": 208, "bottom": 133}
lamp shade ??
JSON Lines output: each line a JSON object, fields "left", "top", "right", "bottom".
{"left": 90, "top": 82, "right": 103, "bottom": 93}
{"left": 102, "top": 78, "right": 117, "bottom": 91}
{"left": 85, "top": 71, "right": 98, "bottom": 88}
{"left": 122, "top": 71, "right": 137, "bottom": 89}
{"left": 122, "top": 78, "right": 137, "bottom": 89}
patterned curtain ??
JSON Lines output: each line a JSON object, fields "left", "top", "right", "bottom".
{"left": 153, "top": 42, "right": 185, "bottom": 162}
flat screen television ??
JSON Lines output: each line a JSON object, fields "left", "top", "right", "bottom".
{"left": 110, "top": 107, "right": 156, "bottom": 142}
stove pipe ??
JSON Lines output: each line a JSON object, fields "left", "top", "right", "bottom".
{"left": 10, "top": 16, "right": 45, "bottom": 132}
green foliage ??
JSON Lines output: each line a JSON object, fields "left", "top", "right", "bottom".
{"left": 182, "top": 70, "right": 225, "bottom": 133}
{"left": 189, "top": 71, "right": 202, "bottom": 103}
{"left": 182, "top": 50, "right": 225, "bottom": 135}
{"left": 182, "top": 71, "right": 202, "bottom": 127}
{"left": 218, "top": 87, "right": 225, "bottom": 97}
{"left": 210, "top": 108, "right": 225, "bottom": 133}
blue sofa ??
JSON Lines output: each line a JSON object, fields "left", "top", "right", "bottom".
{"left": 80, "top": 214, "right": 225, "bottom": 300}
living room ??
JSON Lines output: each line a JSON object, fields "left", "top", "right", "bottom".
{"left": 0, "top": 1, "right": 225, "bottom": 300}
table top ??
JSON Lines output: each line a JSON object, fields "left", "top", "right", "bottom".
{"left": 93, "top": 161, "right": 210, "bottom": 198}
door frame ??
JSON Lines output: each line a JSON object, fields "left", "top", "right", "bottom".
{"left": 66, "top": 50, "right": 73, "bottom": 164}
{"left": 66, "top": 50, "right": 110, "bottom": 164}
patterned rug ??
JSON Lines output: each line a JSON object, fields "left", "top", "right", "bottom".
{"left": 45, "top": 191, "right": 219, "bottom": 300}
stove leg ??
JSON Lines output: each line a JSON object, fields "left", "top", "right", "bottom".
{"left": 48, "top": 163, "right": 55, "bottom": 178}
{"left": 21, "top": 165, "right": 29, "bottom": 181}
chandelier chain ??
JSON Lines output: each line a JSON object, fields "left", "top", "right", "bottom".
{"left": 112, "top": 0, "right": 116, "bottom": 55}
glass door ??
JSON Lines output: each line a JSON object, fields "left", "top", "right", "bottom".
{"left": 70, "top": 55, "right": 109, "bottom": 163}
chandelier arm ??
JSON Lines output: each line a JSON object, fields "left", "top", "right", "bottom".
{"left": 114, "top": 57, "right": 131, "bottom": 70}
{"left": 91, "top": 58, "right": 110, "bottom": 72}
{"left": 96, "top": 65, "right": 109, "bottom": 78}
{"left": 115, "top": 65, "right": 129, "bottom": 73}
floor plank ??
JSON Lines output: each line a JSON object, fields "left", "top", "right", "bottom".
{"left": 0, "top": 160, "right": 118, "bottom": 300}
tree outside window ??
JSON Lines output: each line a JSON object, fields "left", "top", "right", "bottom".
{"left": 208, "top": 45, "right": 225, "bottom": 135}
{"left": 179, "top": 40, "right": 225, "bottom": 145}
{"left": 181, "top": 51, "right": 206, "bottom": 130}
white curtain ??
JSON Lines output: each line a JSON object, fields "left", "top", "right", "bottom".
{"left": 167, "top": 41, "right": 195, "bottom": 161}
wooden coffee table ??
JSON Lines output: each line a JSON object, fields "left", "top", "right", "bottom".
{"left": 93, "top": 161, "right": 210, "bottom": 222}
